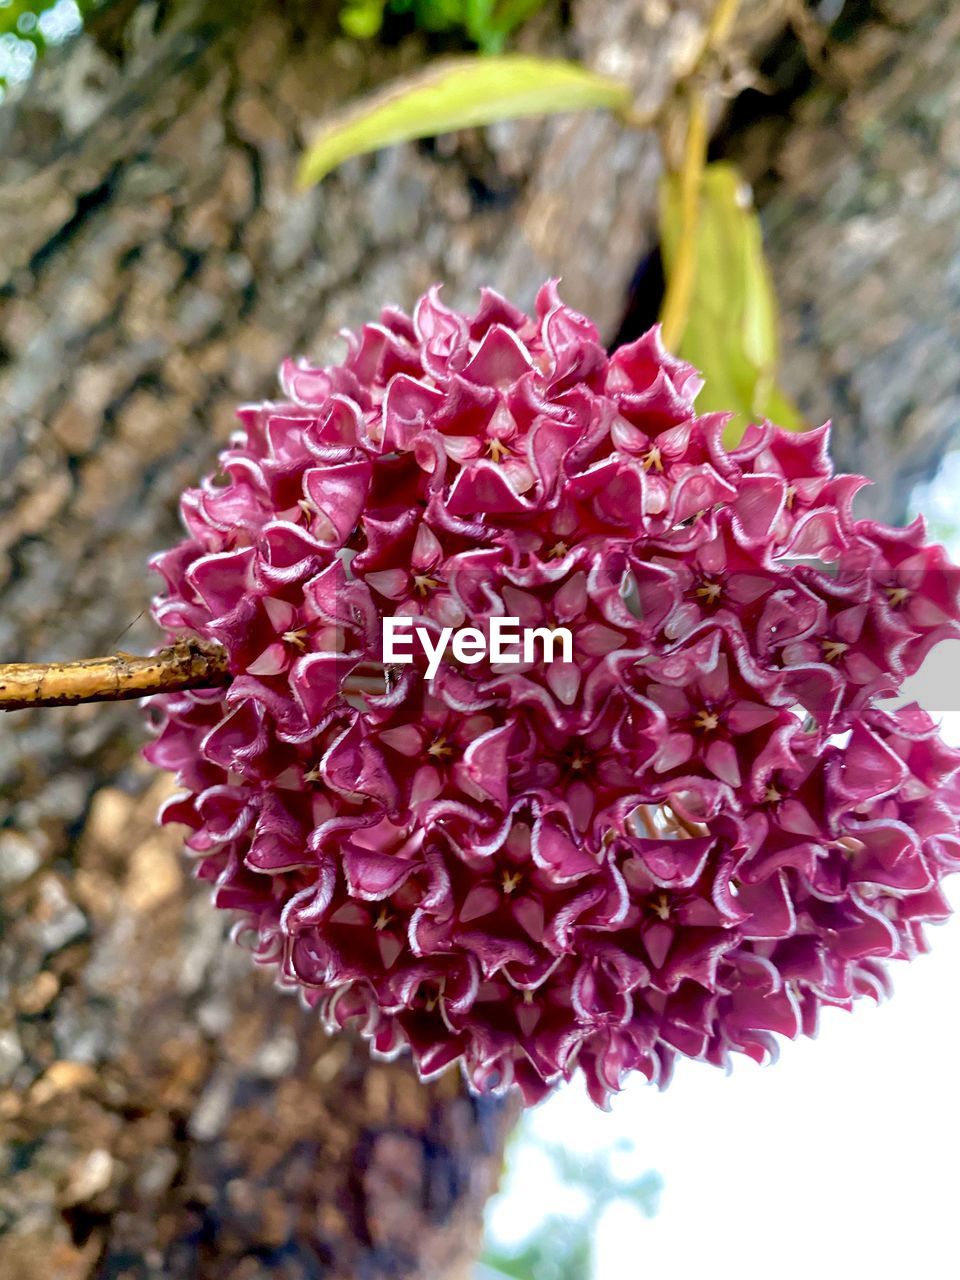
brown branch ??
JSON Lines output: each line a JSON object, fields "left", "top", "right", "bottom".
{"left": 0, "top": 638, "right": 231, "bottom": 712}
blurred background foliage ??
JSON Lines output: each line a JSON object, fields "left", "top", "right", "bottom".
{"left": 0, "top": 0, "right": 551, "bottom": 97}
{"left": 339, "top": 0, "right": 550, "bottom": 49}
{"left": 479, "top": 1123, "right": 661, "bottom": 1280}
{"left": 0, "top": 0, "right": 97, "bottom": 95}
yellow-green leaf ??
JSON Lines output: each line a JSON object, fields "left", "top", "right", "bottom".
{"left": 298, "top": 55, "right": 633, "bottom": 188}
{"left": 659, "top": 161, "right": 804, "bottom": 445}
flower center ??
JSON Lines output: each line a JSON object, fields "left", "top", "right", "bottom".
{"left": 695, "top": 581, "right": 722, "bottom": 605}
{"left": 651, "top": 893, "right": 671, "bottom": 921}
{"left": 427, "top": 735, "right": 454, "bottom": 758}
{"left": 413, "top": 574, "right": 441, "bottom": 596}
{"left": 885, "top": 586, "right": 910, "bottom": 608}
{"left": 547, "top": 539, "right": 570, "bottom": 559}
{"left": 416, "top": 981, "right": 443, "bottom": 1011}
{"left": 283, "top": 629, "right": 309, "bottom": 650}
{"left": 821, "top": 638, "right": 848, "bottom": 663}
{"left": 487, "top": 438, "right": 510, "bottom": 462}
{"left": 764, "top": 783, "right": 782, "bottom": 804}
{"left": 694, "top": 708, "right": 720, "bottom": 732}
{"left": 642, "top": 446, "right": 664, "bottom": 472}
{"left": 501, "top": 870, "right": 522, "bottom": 895}
{"left": 374, "top": 907, "right": 393, "bottom": 932}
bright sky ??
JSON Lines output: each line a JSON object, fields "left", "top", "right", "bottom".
{"left": 486, "top": 496, "right": 960, "bottom": 1280}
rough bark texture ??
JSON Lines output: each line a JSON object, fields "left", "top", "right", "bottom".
{"left": 0, "top": 2, "right": 788, "bottom": 1276}
{"left": 732, "top": 0, "right": 960, "bottom": 523}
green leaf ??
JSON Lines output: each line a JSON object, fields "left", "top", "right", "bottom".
{"left": 340, "top": 0, "right": 388, "bottom": 39}
{"left": 298, "top": 54, "right": 632, "bottom": 188}
{"left": 465, "top": 0, "right": 548, "bottom": 50}
{"left": 659, "top": 161, "right": 804, "bottom": 445}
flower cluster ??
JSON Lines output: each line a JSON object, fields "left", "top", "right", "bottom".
{"left": 146, "top": 283, "right": 960, "bottom": 1106}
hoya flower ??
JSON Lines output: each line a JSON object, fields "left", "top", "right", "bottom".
{"left": 146, "top": 283, "right": 960, "bottom": 1107}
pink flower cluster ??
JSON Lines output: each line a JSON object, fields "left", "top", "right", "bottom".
{"left": 146, "top": 283, "right": 960, "bottom": 1106}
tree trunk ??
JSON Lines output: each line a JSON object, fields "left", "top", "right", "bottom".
{"left": 726, "top": 0, "right": 960, "bottom": 524}
{"left": 0, "top": 2, "right": 786, "bottom": 1276}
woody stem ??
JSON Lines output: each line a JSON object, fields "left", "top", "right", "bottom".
{"left": 658, "top": 0, "right": 743, "bottom": 350}
{"left": 659, "top": 89, "right": 710, "bottom": 351}
{"left": 0, "top": 638, "right": 231, "bottom": 712}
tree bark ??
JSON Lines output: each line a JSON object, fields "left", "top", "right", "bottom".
{"left": 728, "top": 0, "right": 960, "bottom": 524}
{"left": 0, "top": 2, "right": 786, "bottom": 1276}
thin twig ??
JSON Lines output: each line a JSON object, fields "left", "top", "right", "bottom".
{"left": 658, "top": 0, "right": 743, "bottom": 351}
{"left": 0, "top": 638, "right": 231, "bottom": 712}
{"left": 704, "top": 0, "right": 744, "bottom": 54}
{"left": 659, "top": 91, "right": 709, "bottom": 351}
{"left": 616, "top": 102, "right": 660, "bottom": 131}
